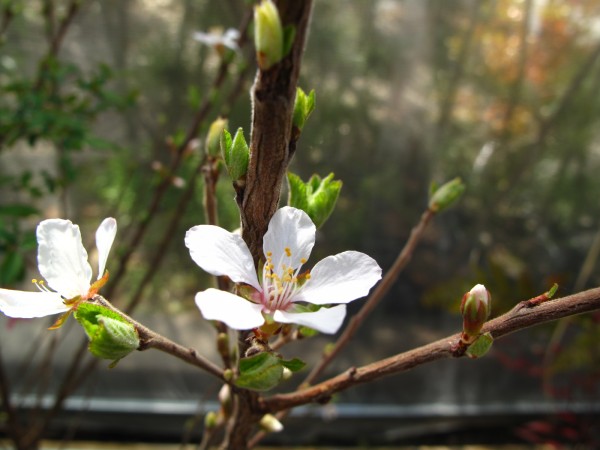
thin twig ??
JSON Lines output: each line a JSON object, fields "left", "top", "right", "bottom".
{"left": 95, "top": 296, "right": 224, "bottom": 380}
{"left": 304, "top": 208, "right": 435, "bottom": 385}
{"left": 260, "top": 286, "right": 600, "bottom": 413}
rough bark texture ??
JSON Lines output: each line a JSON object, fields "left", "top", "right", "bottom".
{"left": 240, "top": 0, "right": 314, "bottom": 264}
{"left": 226, "top": 1, "right": 314, "bottom": 448}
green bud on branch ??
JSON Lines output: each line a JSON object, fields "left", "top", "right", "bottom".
{"left": 220, "top": 128, "right": 249, "bottom": 182}
{"left": 293, "top": 87, "right": 316, "bottom": 131}
{"left": 254, "top": 0, "right": 284, "bottom": 70}
{"left": 259, "top": 413, "right": 284, "bottom": 433}
{"left": 204, "top": 411, "right": 218, "bottom": 430}
{"left": 205, "top": 117, "right": 228, "bottom": 158}
{"left": 287, "top": 172, "right": 342, "bottom": 229}
{"left": 73, "top": 302, "right": 140, "bottom": 367}
{"left": 429, "top": 177, "right": 465, "bottom": 212}
{"left": 460, "top": 284, "right": 491, "bottom": 344}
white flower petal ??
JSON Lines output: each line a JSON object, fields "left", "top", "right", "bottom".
{"left": 95, "top": 217, "right": 117, "bottom": 279}
{"left": 263, "top": 207, "right": 315, "bottom": 271}
{"left": 195, "top": 289, "right": 264, "bottom": 330}
{"left": 37, "top": 219, "right": 92, "bottom": 299}
{"left": 273, "top": 304, "right": 347, "bottom": 334}
{"left": 0, "top": 289, "right": 68, "bottom": 318}
{"left": 295, "top": 251, "right": 382, "bottom": 305}
{"left": 185, "top": 225, "right": 260, "bottom": 290}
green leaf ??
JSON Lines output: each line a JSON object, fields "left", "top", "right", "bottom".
{"left": 235, "top": 352, "right": 283, "bottom": 391}
{"left": 279, "top": 358, "right": 306, "bottom": 372}
{"left": 74, "top": 303, "right": 140, "bottom": 367}
{"left": 466, "top": 332, "right": 494, "bottom": 359}
{"left": 287, "top": 172, "right": 309, "bottom": 211}
{"left": 547, "top": 283, "right": 559, "bottom": 298}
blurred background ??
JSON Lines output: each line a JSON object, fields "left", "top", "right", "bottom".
{"left": 1, "top": 0, "right": 600, "bottom": 447}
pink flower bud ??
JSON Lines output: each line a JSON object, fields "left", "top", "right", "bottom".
{"left": 460, "top": 284, "right": 491, "bottom": 343}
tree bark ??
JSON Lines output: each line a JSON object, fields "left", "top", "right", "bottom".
{"left": 240, "top": 0, "right": 314, "bottom": 263}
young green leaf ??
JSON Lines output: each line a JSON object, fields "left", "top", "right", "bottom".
{"left": 235, "top": 352, "right": 283, "bottom": 391}
{"left": 287, "top": 172, "right": 342, "bottom": 228}
{"left": 466, "top": 332, "right": 494, "bottom": 359}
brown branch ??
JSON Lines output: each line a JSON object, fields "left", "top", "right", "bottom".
{"left": 94, "top": 297, "right": 224, "bottom": 380}
{"left": 240, "top": 0, "right": 314, "bottom": 262}
{"left": 260, "top": 286, "right": 600, "bottom": 413}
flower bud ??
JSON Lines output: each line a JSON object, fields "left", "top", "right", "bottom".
{"left": 73, "top": 303, "right": 140, "bottom": 367}
{"left": 281, "top": 367, "right": 293, "bottom": 381}
{"left": 206, "top": 117, "right": 228, "bottom": 158}
{"left": 259, "top": 413, "right": 283, "bottom": 433}
{"left": 460, "top": 284, "right": 491, "bottom": 343}
{"left": 218, "top": 384, "right": 233, "bottom": 416}
{"left": 204, "top": 411, "right": 218, "bottom": 430}
{"left": 429, "top": 177, "right": 465, "bottom": 213}
{"left": 287, "top": 172, "right": 342, "bottom": 229}
{"left": 220, "top": 128, "right": 249, "bottom": 182}
{"left": 293, "top": 87, "right": 316, "bottom": 131}
{"left": 254, "top": 0, "right": 284, "bottom": 70}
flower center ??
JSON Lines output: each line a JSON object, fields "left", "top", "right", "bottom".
{"left": 261, "top": 247, "right": 310, "bottom": 313}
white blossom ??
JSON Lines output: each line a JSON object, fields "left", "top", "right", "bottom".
{"left": 193, "top": 28, "right": 240, "bottom": 51}
{"left": 185, "top": 207, "right": 381, "bottom": 334}
{"left": 0, "top": 218, "right": 117, "bottom": 319}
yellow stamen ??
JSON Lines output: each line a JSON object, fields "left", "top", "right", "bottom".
{"left": 300, "top": 258, "right": 307, "bottom": 264}
{"left": 285, "top": 247, "right": 291, "bottom": 257}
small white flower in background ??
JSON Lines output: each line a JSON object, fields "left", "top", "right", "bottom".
{"left": 185, "top": 207, "right": 382, "bottom": 334}
{"left": 0, "top": 218, "right": 117, "bottom": 325}
{"left": 193, "top": 28, "right": 240, "bottom": 52}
